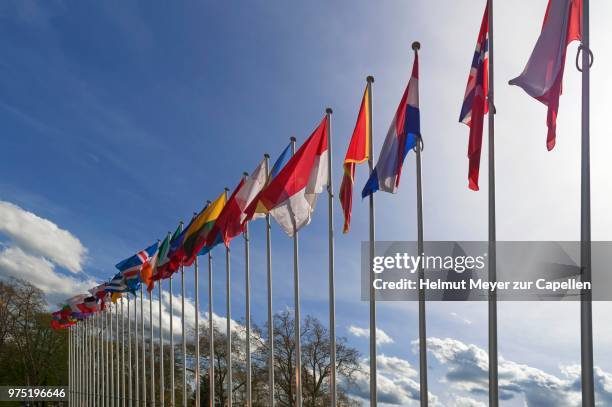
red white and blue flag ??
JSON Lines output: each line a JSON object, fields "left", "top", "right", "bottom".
{"left": 362, "top": 50, "right": 420, "bottom": 197}
{"left": 509, "top": 0, "right": 582, "bottom": 150}
{"left": 459, "top": 3, "right": 489, "bottom": 191}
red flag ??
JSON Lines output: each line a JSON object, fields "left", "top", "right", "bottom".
{"left": 340, "top": 85, "right": 371, "bottom": 232}
{"left": 459, "top": 3, "right": 489, "bottom": 191}
{"left": 509, "top": 0, "right": 582, "bottom": 150}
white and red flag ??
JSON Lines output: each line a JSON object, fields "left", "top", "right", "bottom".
{"left": 244, "top": 117, "right": 329, "bottom": 236}
{"left": 509, "top": 0, "right": 582, "bottom": 150}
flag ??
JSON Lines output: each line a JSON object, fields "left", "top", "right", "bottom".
{"left": 116, "top": 242, "right": 159, "bottom": 293}
{"left": 154, "top": 225, "right": 182, "bottom": 282}
{"left": 105, "top": 272, "right": 129, "bottom": 293}
{"left": 509, "top": 0, "right": 582, "bottom": 150}
{"left": 244, "top": 116, "right": 329, "bottom": 236}
{"left": 459, "top": 3, "right": 489, "bottom": 191}
{"left": 166, "top": 214, "right": 198, "bottom": 273}
{"left": 209, "top": 159, "right": 269, "bottom": 248}
{"left": 340, "top": 84, "right": 371, "bottom": 233}
{"left": 89, "top": 283, "right": 110, "bottom": 307}
{"left": 362, "top": 50, "right": 420, "bottom": 197}
{"left": 181, "top": 191, "right": 227, "bottom": 266}
{"left": 270, "top": 143, "right": 291, "bottom": 179}
{"left": 238, "top": 158, "right": 269, "bottom": 223}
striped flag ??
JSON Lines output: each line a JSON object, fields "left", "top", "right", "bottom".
{"left": 340, "top": 84, "right": 371, "bottom": 233}
{"left": 244, "top": 116, "right": 329, "bottom": 236}
{"left": 459, "top": 2, "right": 489, "bottom": 191}
{"left": 362, "top": 51, "right": 420, "bottom": 197}
{"left": 115, "top": 242, "right": 159, "bottom": 293}
{"left": 509, "top": 0, "right": 582, "bottom": 150}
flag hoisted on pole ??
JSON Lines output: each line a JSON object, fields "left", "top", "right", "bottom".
{"left": 243, "top": 178, "right": 253, "bottom": 407}
{"left": 208, "top": 251, "right": 215, "bottom": 407}
{"left": 325, "top": 107, "right": 337, "bottom": 405}
{"left": 410, "top": 41, "right": 429, "bottom": 407}
{"left": 366, "top": 75, "right": 376, "bottom": 407}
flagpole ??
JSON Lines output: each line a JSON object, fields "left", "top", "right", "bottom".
{"left": 149, "top": 290, "right": 156, "bottom": 407}
{"left": 224, "top": 188, "right": 233, "bottom": 407}
{"left": 244, "top": 177, "right": 253, "bottom": 407}
{"left": 111, "top": 305, "right": 115, "bottom": 407}
{"left": 128, "top": 295, "right": 133, "bottom": 406}
{"left": 263, "top": 153, "right": 275, "bottom": 407}
{"left": 134, "top": 293, "right": 140, "bottom": 407}
{"left": 106, "top": 307, "right": 110, "bottom": 407}
{"left": 208, "top": 251, "right": 215, "bottom": 407}
{"left": 89, "top": 315, "right": 92, "bottom": 405}
{"left": 117, "top": 302, "right": 122, "bottom": 407}
{"left": 169, "top": 274, "right": 176, "bottom": 407}
{"left": 289, "top": 136, "right": 303, "bottom": 407}
{"left": 179, "top": 222, "right": 187, "bottom": 407}
{"left": 99, "top": 312, "right": 103, "bottom": 406}
{"left": 195, "top": 247, "right": 202, "bottom": 407}
{"left": 141, "top": 287, "right": 147, "bottom": 407}
{"left": 366, "top": 75, "right": 377, "bottom": 407}
{"left": 68, "top": 324, "right": 71, "bottom": 404}
{"left": 580, "top": 0, "right": 594, "bottom": 404}
{"left": 486, "top": 1, "right": 499, "bottom": 405}
{"left": 122, "top": 298, "right": 127, "bottom": 407}
{"left": 159, "top": 282, "right": 165, "bottom": 405}
{"left": 324, "top": 107, "right": 338, "bottom": 405}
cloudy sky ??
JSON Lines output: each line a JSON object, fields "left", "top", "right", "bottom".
{"left": 1, "top": 0, "right": 612, "bottom": 405}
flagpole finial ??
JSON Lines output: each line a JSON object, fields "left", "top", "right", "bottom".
{"left": 243, "top": 171, "right": 249, "bottom": 177}
{"left": 412, "top": 41, "right": 421, "bottom": 51}
{"left": 206, "top": 201, "right": 211, "bottom": 205}
{"left": 326, "top": 107, "right": 333, "bottom": 114}
{"left": 264, "top": 153, "right": 270, "bottom": 159}
{"left": 367, "top": 75, "right": 374, "bottom": 83}
{"left": 290, "top": 136, "right": 297, "bottom": 142}
{"left": 224, "top": 187, "right": 230, "bottom": 192}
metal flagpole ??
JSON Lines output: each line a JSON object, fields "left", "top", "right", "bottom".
{"left": 263, "top": 153, "right": 275, "bottom": 407}
{"left": 128, "top": 296, "right": 133, "bottom": 406}
{"left": 412, "top": 41, "right": 429, "bottom": 407}
{"left": 106, "top": 307, "right": 110, "bottom": 407}
{"left": 290, "top": 137, "right": 303, "bottom": 407}
{"left": 135, "top": 294, "right": 140, "bottom": 407}
{"left": 87, "top": 317, "right": 91, "bottom": 406}
{"left": 117, "top": 302, "right": 121, "bottom": 407}
{"left": 486, "top": 1, "right": 499, "bottom": 405}
{"left": 111, "top": 305, "right": 115, "bottom": 407}
{"left": 149, "top": 290, "right": 156, "bottom": 407}
{"left": 244, "top": 189, "right": 252, "bottom": 406}
{"left": 99, "top": 312, "right": 103, "bottom": 406}
{"left": 78, "top": 323, "right": 81, "bottom": 405}
{"left": 141, "top": 287, "right": 146, "bottom": 407}
{"left": 121, "top": 298, "right": 126, "bottom": 407}
{"left": 159, "top": 281, "right": 165, "bottom": 405}
{"left": 580, "top": 0, "right": 594, "bottom": 404}
{"left": 325, "top": 107, "right": 338, "bottom": 405}
{"left": 366, "top": 75, "right": 377, "bottom": 407}
{"left": 68, "top": 325, "right": 71, "bottom": 404}
{"left": 195, "top": 251, "right": 201, "bottom": 406}
{"left": 208, "top": 252, "right": 215, "bottom": 407}
{"left": 225, "top": 188, "right": 233, "bottom": 407}
{"left": 180, "top": 224, "right": 187, "bottom": 407}
{"left": 169, "top": 275, "right": 176, "bottom": 407}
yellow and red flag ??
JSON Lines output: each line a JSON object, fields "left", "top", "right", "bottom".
{"left": 340, "top": 84, "right": 371, "bottom": 233}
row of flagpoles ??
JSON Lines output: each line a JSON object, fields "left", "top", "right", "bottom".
{"left": 56, "top": 0, "right": 595, "bottom": 405}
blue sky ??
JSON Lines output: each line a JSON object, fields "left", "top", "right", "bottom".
{"left": 2, "top": 0, "right": 612, "bottom": 405}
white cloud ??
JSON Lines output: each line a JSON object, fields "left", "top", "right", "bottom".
{"left": 348, "top": 325, "right": 394, "bottom": 345}
{"left": 422, "top": 336, "right": 612, "bottom": 406}
{"left": 0, "top": 201, "right": 87, "bottom": 272}
{"left": 348, "top": 354, "right": 438, "bottom": 406}
{"left": 0, "top": 245, "right": 95, "bottom": 302}
{"left": 448, "top": 396, "right": 486, "bottom": 407}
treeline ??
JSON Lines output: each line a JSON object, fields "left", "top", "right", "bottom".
{"left": 0, "top": 278, "right": 362, "bottom": 406}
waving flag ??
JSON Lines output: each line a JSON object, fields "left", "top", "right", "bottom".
{"left": 153, "top": 225, "right": 182, "bottom": 283}
{"left": 105, "top": 272, "right": 129, "bottom": 293}
{"left": 115, "top": 242, "right": 159, "bottom": 293}
{"left": 460, "top": 3, "right": 489, "bottom": 191}
{"left": 244, "top": 116, "right": 329, "bottom": 236}
{"left": 340, "top": 84, "right": 371, "bottom": 233}
{"left": 362, "top": 51, "right": 420, "bottom": 197}
{"left": 509, "top": 0, "right": 582, "bottom": 150}
{"left": 181, "top": 191, "right": 227, "bottom": 266}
